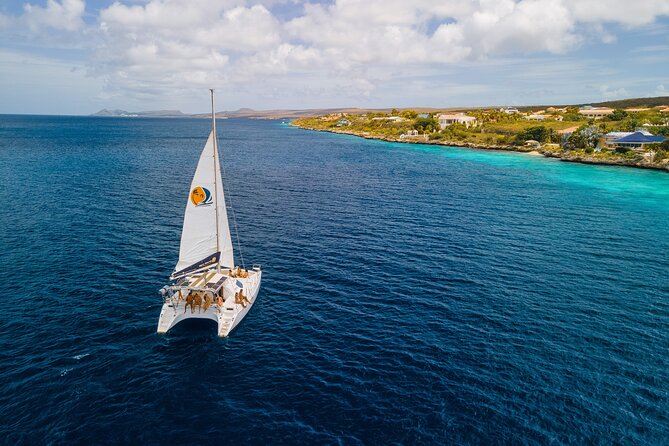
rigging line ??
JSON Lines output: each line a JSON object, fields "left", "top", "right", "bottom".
{"left": 222, "top": 161, "right": 246, "bottom": 269}
{"left": 215, "top": 100, "right": 246, "bottom": 270}
{"left": 210, "top": 89, "right": 221, "bottom": 273}
{"left": 221, "top": 154, "right": 246, "bottom": 269}
{"left": 231, "top": 205, "right": 246, "bottom": 269}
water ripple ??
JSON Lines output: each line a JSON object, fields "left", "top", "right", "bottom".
{"left": 0, "top": 116, "right": 668, "bottom": 444}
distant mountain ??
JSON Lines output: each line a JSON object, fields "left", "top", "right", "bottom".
{"left": 91, "top": 95, "right": 669, "bottom": 119}
{"left": 91, "top": 109, "right": 188, "bottom": 117}
{"left": 192, "top": 107, "right": 445, "bottom": 119}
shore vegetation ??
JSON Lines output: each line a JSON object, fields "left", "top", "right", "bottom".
{"left": 292, "top": 104, "right": 669, "bottom": 172}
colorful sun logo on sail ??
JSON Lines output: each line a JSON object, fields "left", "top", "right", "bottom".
{"left": 190, "top": 186, "right": 213, "bottom": 206}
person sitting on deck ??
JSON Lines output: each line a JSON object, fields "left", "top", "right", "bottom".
{"left": 184, "top": 292, "right": 194, "bottom": 313}
{"left": 203, "top": 293, "right": 213, "bottom": 312}
{"left": 238, "top": 290, "right": 251, "bottom": 306}
{"left": 235, "top": 290, "right": 250, "bottom": 308}
{"left": 233, "top": 266, "right": 248, "bottom": 278}
{"left": 193, "top": 292, "right": 202, "bottom": 313}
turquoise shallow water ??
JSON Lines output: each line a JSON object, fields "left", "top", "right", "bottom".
{"left": 0, "top": 115, "right": 668, "bottom": 444}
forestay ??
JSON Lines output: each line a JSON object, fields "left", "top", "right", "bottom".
{"left": 173, "top": 130, "right": 234, "bottom": 276}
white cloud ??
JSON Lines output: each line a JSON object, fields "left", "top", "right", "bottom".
{"left": 0, "top": 13, "right": 11, "bottom": 31}
{"left": 656, "top": 84, "right": 667, "bottom": 96}
{"left": 2, "top": 0, "right": 669, "bottom": 111}
{"left": 599, "top": 85, "right": 629, "bottom": 99}
{"left": 95, "top": 0, "right": 286, "bottom": 97}
{"left": 23, "top": 0, "right": 85, "bottom": 32}
{"left": 565, "top": 0, "right": 669, "bottom": 26}
{"left": 0, "top": 48, "right": 103, "bottom": 114}
{"left": 87, "top": 0, "right": 669, "bottom": 105}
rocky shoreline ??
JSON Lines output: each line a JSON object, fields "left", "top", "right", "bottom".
{"left": 291, "top": 124, "right": 669, "bottom": 173}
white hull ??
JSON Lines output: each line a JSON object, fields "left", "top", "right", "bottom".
{"left": 157, "top": 269, "right": 261, "bottom": 337}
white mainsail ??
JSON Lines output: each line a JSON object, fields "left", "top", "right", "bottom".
{"left": 173, "top": 130, "right": 234, "bottom": 277}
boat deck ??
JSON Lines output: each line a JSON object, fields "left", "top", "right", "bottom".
{"left": 158, "top": 266, "right": 262, "bottom": 337}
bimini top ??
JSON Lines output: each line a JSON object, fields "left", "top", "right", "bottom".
{"left": 176, "top": 271, "right": 229, "bottom": 293}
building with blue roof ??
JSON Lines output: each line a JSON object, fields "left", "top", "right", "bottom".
{"left": 611, "top": 132, "right": 666, "bottom": 151}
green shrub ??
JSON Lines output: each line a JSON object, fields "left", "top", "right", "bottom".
{"left": 413, "top": 117, "right": 439, "bottom": 133}
{"left": 607, "top": 109, "right": 628, "bottom": 121}
{"left": 514, "top": 126, "right": 556, "bottom": 145}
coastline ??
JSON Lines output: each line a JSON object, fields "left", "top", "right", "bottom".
{"left": 290, "top": 123, "right": 669, "bottom": 173}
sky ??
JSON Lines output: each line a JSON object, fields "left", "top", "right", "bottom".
{"left": 1, "top": 0, "right": 668, "bottom": 115}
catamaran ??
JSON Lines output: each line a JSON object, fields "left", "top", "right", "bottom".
{"left": 157, "top": 90, "right": 262, "bottom": 337}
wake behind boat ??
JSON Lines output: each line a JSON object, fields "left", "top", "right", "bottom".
{"left": 157, "top": 90, "right": 262, "bottom": 337}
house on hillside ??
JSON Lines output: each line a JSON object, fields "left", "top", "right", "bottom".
{"left": 605, "top": 129, "right": 656, "bottom": 143}
{"left": 400, "top": 129, "right": 426, "bottom": 140}
{"left": 525, "top": 113, "right": 563, "bottom": 121}
{"left": 578, "top": 107, "right": 614, "bottom": 119}
{"left": 437, "top": 113, "right": 478, "bottom": 129}
{"left": 371, "top": 116, "right": 406, "bottom": 122}
{"left": 500, "top": 107, "right": 519, "bottom": 114}
{"left": 604, "top": 132, "right": 634, "bottom": 144}
{"left": 610, "top": 132, "right": 665, "bottom": 152}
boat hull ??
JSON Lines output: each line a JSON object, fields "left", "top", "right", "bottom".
{"left": 225, "top": 273, "right": 261, "bottom": 335}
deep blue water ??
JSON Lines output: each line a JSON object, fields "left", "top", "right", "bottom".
{"left": 0, "top": 115, "right": 668, "bottom": 444}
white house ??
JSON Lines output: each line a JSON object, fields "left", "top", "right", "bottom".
{"left": 500, "top": 107, "right": 520, "bottom": 114}
{"left": 578, "top": 107, "right": 614, "bottom": 119}
{"left": 400, "top": 129, "right": 425, "bottom": 140}
{"left": 437, "top": 113, "right": 477, "bottom": 129}
{"left": 371, "top": 116, "right": 406, "bottom": 122}
{"left": 526, "top": 114, "right": 563, "bottom": 121}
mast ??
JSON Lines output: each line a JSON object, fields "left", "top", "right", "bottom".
{"left": 210, "top": 88, "right": 221, "bottom": 272}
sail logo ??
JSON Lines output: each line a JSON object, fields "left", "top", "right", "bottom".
{"left": 190, "top": 186, "right": 213, "bottom": 206}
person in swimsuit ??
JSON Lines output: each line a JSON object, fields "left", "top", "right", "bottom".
{"left": 184, "top": 292, "right": 194, "bottom": 313}
{"left": 203, "top": 293, "right": 213, "bottom": 312}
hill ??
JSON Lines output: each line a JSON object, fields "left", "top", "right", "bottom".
{"left": 91, "top": 96, "right": 669, "bottom": 119}
{"left": 92, "top": 109, "right": 188, "bottom": 117}
{"left": 586, "top": 96, "right": 669, "bottom": 109}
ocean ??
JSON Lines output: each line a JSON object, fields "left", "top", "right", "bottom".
{"left": 0, "top": 115, "right": 668, "bottom": 444}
